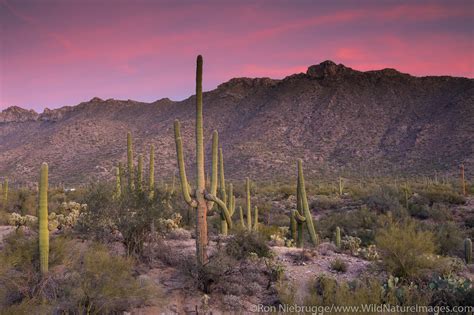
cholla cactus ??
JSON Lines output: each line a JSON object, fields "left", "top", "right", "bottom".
{"left": 341, "top": 235, "right": 362, "bottom": 256}
{"left": 8, "top": 212, "right": 38, "bottom": 227}
{"left": 158, "top": 213, "right": 183, "bottom": 232}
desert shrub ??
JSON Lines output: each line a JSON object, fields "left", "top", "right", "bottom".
{"left": 376, "top": 221, "right": 437, "bottom": 279}
{"left": 76, "top": 183, "right": 170, "bottom": 258}
{"left": 304, "top": 275, "right": 432, "bottom": 307}
{"left": 318, "top": 206, "right": 378, "bottom": 245}
{"left": 418, "top": 185, "right": 466, "bottom": 205}
{"left": 0, "top": 232, "right": 156, "bottom": 313}
{"left": 310, "top": 195, "right": 343, "bottom": 210}
{"left": 434, "top": 222, "right": 465, "bottom": 257}
{"left": 56, "top": 243, "right": 156, "bottom": 313}
{"left": 363, "top": 185, "right": 405, "bottom": 216}
{"left": 330, "top": 258, "right": 347, "bottom": 273}
{"left": 225, "top": 230, "right": 272, "bottom": 260}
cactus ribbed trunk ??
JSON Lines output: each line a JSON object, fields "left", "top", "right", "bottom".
{"left": 239, "top": 206, "right": 245, "bottom": 228}
{"left": 465, "top": 238, "right": 472, "bottom": 264}
{"left": 39, "top": 163, "right": 49, "bottom": 275}
{"left": 115, "top": 166, "right": 121, "bottom": 199}
{"left": 137, "top": 154, "right": 143, "bottom": 192}
{"left": 246, "top": 178, "right": 252, "bottom": 230}
{"left": 195, "top": 55, "right": 208, "bottom": 266}
{"left": 127, "top": 132, "right": 134, "bottom": 191}
{"left": 149, "top": 145, "right": 155, "bottom": 199}
{"left": 253, "top": 206, "right": 259, "bottom": 231}
{"left": 2, "top": 178, "right": 7, "bottom": 209}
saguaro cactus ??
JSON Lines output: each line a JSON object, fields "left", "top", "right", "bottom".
{"left": 149, "top": 144, "right": 155, "bottom": 199}
{"left": 338, "top": 177, "right": 343, "bottom": 196}
{"left": 465, "top": 238, "right": 472, "bottom": 264}
{"left": 217, "top": 148, "right": 235, "bottom": 235}
{"left": 174, "top": 55, "right": 232, "bottom": 267}
{"left": 335, "top": 226, "right": 341, "bottom": 248}
{"left": 253, "top": 206, "right": 259, "bottom": 231}
{"left": 290, "top": 160, "right": 318, "bottom": 248}
{"left": 2, "top": 178, "right": 7, "bottom": 209}
{"left": 239, "top": 206, "right": 245, "bottom": 228}
{"left": 137, "top": 154, "right": 143, "bottom": 192}
{"left": 38, "top": 163, "right": 49, "bottom": 275}
{"left": 246, "top": 178, "right": 252, "bottom": 230}
{"left": 461, "top": 163, "right": 466, "bottom": 196}
{"left": 114, "top": 166, "right": 121, "bottom": 199}
{"left": 127, "top": 132, "right": 134, "bottom": 191}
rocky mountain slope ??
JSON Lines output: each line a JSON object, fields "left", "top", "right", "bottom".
{"left": 1, "top": 61, "right": 473, "bottom": 185}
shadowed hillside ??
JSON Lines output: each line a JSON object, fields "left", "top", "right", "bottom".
{"left": 1, "top": 61, "right": 473, "bottom": 185}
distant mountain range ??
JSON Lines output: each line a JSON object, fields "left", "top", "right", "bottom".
{"left": 1, "top": 61, "right": 473, "bottom": 185}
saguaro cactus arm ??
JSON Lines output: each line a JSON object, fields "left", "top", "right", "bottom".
{"left": 174, "top": 120, "right": 197, "bottom": 208}
{"left": 206, "top": 131, "right": 219, "bottom": 210}
{"left": 246, "top": 177, "right": 252, "bottom": 229}
{"left": 204, "top": 193, "right": 233, "bottom": 228}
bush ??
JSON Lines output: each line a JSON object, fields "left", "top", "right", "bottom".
{"left": 376, "top": 221, "right": 437, "bottom": 279}
{"left": 434, "top": 222, "right": 465, "bottom": 257}
{"left": 363, "top": 185, "right": 404, "bottom": 216}
{"left": 318, "top": 206, "right": 378, "bottom": 246}
{"left": 0, "top": 232, "right": 156, "bottom": 312}
{"left": 418, "top": 185, "right": 465, "bottom": 205}
{"left": 225, "top": 231, "right": 272, "bottom": 260}
{"left": 330, "top": 258, "right": 347, "bottom": 273}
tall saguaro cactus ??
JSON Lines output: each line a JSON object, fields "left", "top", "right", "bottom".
{"left": 174, "top": 55, "right": 232, "bottom": 267}
{"left": 290, "top": 160, "right": 318, "bottom": 248}
{"left": 137, "top": 154, "right": 143, "bottom": 192}
{"left": 3, "top": 178, "right": 8, "bottom": 208}
{"left": 38, "top": 163, "right": 49, "bottom": 275}
{"left": 149, "top": 144, "right": 155, "bottom": 199}
{"left": 246, "top": 178, "right": 252, "bottom": 230}
{"left": 218, "top": 148, "right": 235, "bottom": 235}
{"left": 461, "top": 163, "right": 466, "bottom": 196}
{"left": 127, "top": 132, "right": 135, "bottom": 191}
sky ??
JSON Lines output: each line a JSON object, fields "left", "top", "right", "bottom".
{"left": 0, "top": 0, "right": 473, "bottom": 111}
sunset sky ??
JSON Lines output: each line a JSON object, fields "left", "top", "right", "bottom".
{"left": 1, "top": 0, "right": 473, "bottom": 111}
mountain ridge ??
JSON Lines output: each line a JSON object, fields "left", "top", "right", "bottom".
{"left": 1, "top": 61, "right": 473, "bottom": 185}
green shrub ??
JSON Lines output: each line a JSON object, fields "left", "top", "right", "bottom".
{"left": 330, "top": 258, "right": 347, "bottom": 273}
{"left": 434, "top": 222, "right": 465, "bottom": 257}
{"left": 363, "top": 185, "right": 404, "bottom": 216}
{"left": 419, "top": 185, "right": 466, "bottom": 205}
{"left": 0, "top": 232, "right": 156, "bottom": 312}
{"left": 376, "top": 221, "right": 437, "bottom": 279}
{"left": 318, "top": 206, "right": 378, "bottom": 245}
{"left": 225, "top": 230, "right": 272, "bottom": 260}
{"left": 310, "top": 195, "right": 343, "bottom": 210}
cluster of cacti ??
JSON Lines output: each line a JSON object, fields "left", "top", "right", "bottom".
{"left": 217, "top": 148, "right": 236, "bottom": 235}
{"left": 465, "top": 238, "right": 472, "bottom": 264}
{"left": 174, "top": 55, "right": 232, "bottom": 266}
{"left": 239, "top": 178, "right": 258, "bottom": 231}
{"left": 8, "top": 212, "right": 38, "bottom": 227}
{"left": 289, "top": 159, "right": 318, "bottom": 248}
{"left": 118, "top": 133, "right": 156, "bottom": 199}
{"left": 38, "top": 162, "right": 49, "bottom": 275}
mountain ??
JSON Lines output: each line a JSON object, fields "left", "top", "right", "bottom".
{"left": 1, "top": 61, "right": 473, "bottom": 186}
